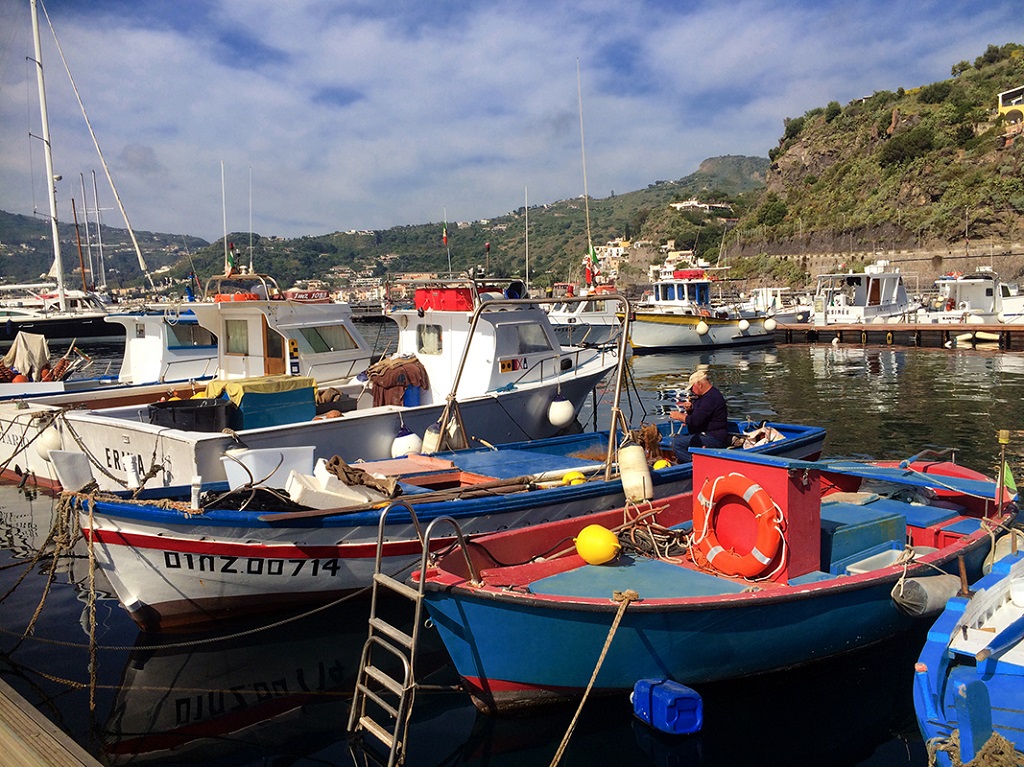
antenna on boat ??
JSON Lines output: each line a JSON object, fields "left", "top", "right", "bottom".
{"left": 39, "top": 1, "right": 156, "bottom": 291}
{"left": 221, "top": 160, "right": 231, "bottom": 276}
{"left": 248, "top": 166, "right": 254, "bottom": 273}
{"left": 577, "top": 59, "right": 596, "bottom": 285}
{"left": 525, "top": 186, "right": 530, "bottom": 291}
{"left": 443, "top": 207, "right": 451, "bottom": 274}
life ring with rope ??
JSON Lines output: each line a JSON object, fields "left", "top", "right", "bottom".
{"left": 692, "top": 473, "right": 783, "bottom": 578}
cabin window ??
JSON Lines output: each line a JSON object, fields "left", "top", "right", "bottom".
{"left": 225, "top": 319, "right": 249, "bottom": 355}
{"left": 298, "top": 324, "right": 360, "bottom": 353}
{"left": 167, "top": 323, "right": 216, "bottom": 347}
{"left": 495, "top": 323, "right": 552, "bottom": 356}
{"left": 867, "top": 278, "right": 881, "bottom": 307}
{"left": 417, "top": 324, "right": 443, "bottom": 355}
{"left": 694, "top": 285, "right": 710, "bottom": 304}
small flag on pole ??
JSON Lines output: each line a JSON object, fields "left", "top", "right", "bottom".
{"left": 1003, "top": 459, "right": 1017, "bottom": 498}
{"left": 442, "top": 224, "right": 448, "bottom": 246}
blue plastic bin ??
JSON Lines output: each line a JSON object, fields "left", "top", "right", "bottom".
{"left": 632, "top": 679, "right": 703, "bottom": 735}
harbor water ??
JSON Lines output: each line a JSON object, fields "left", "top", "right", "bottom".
{"left": 3, "top": 335, "right": 1024, "bottom": 766}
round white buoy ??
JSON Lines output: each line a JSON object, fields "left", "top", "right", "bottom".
{"left": 548, "top": 394, "right": 575, "bottom": 428}
{"left": 35, "top": 426, "right": 62, "bottom": 462}
{"left": 764, "top": 317, "right": 778, "bottom": 332}
{"left": 738, "top": 319, "right": 750, "bottom": 331}
{"left": 618, "top": 442, "right": 653, "bottom": 502}
{"left": 695, "top": 320, "right": 710, "bottom": 336}
{"left": 998, "top": 312, "right": 1007, "bottom": 324}
{"left": 391, "top": 425, "right": 423, "bottom": 458}
{"left": 831, "top": 336, "right": 839, "bottom": 346}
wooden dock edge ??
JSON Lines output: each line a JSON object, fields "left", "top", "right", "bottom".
{"left": 0, "top": 677, "right": 101, "bottom": 766}
{"left": 774, "top": 322, "right": 1023, "bottom": 350}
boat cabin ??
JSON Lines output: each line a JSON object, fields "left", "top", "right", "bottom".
{"left": 812, "top": 261, "right": 913, "bottom": 326}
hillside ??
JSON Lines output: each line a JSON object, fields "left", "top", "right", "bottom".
{"left": 736, "top": 42, "right": 1024, "bottom": 260}
{"left": 0, "top": 155, "right": 767, "bottom": 294}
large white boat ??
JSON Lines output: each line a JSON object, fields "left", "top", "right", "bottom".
{"left": 811, "top": 260, "right": 916, "bottom": 325}
{"left": 43, "top": 275, "right": 616, "bottom": 492}
{"left": 916, "top": 266, "right": 1024, "bottom": 325}
{"left": 546, "top": 284, "right": 623, "bottom": 347}
{"left": 734, "top": 286, "right": 813, "bottom": 324}
{"left": 628, "top": 263, "right": 775, "bottom": 352}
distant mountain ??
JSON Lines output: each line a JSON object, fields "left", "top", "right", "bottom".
{"left": 0, "top": 209, "right": 206, "bottom": 290}
{"left": 0, "top": 154, "right": 768, "bottom": 292}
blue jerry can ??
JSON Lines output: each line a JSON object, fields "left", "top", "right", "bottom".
{"left": 631, "top": 679, "right": 703, "bottom": 735}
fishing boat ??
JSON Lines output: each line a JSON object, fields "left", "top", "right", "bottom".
{"left": 916, "top": 266, "right": 1024, "bottom": 325}
{"left": 811, "top": 260, "right": 917, "bottom": 326}
{"left": 914, "top": 544, "right": 1024, "bottom": 765}
{"left": 0, "top": 284, "right": 121, "bottom": 345}
{"left": 410, "top": 447, "right": 1016, "bottom": 713}
{"left": 546, "top": 286, "right": 623, "bottom": 347}
{"left": 64, "top": 415, "right": 824, "bottom": 630}
{"left": 628, "top": 263, "right": 775, "bottom": 353}
{"left": 50, "top": 275, "right": 616, "bottom": 494}
{"left": 0, "top": 273, "right": 372, "bottom": 488}
{"left": 734, "top": 286, "right": 813, "bottom": 324}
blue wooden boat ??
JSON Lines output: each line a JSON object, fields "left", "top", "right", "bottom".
{"left": 415, "top": 448, "right": 1017, "bottom": 713}
{"left": 914, "top": 547, "right": 1024, "bottom": 765}
{"left": 69, "top": 418, "right": 824, "bottom": 631}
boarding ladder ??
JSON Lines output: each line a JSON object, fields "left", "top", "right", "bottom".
{"left": 346, "top": 501, "right": 479, "bottom": 767}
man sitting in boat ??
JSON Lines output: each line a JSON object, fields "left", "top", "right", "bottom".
{"left": 669, "top": 369, "right": 730, "bottom": 462}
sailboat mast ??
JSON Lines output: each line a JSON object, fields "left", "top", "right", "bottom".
{"left": 90, "top": 170, "right": 107, "bottom": 291}
{"left": 30, "top": 0, "right": 66, "bottom": 311}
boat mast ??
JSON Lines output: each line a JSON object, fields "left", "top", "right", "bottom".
{"left": 30, "top": 0, "right": 67, "bottom": 311}
{"left": 90, "top": 170, "right": 107, "bottom": 291}
{"left": 38, "top": 0, "right": 156, "bottom": 291}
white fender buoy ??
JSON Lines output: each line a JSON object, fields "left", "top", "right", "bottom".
{"left": 997, "top": 311, "right": 1007, "bottom": 324}
{"left": 548, "top": 394, "right": 575, "bottom": 428}
{"left": 695, "top": 320, "right": 710, "bottom": 336}
{"left": 618, "top": 441, "right": 653, "bottom": 502}
{"left": 391, "top": 425, "right": 423, "bottom": 458}
{"left": 738, "top": 319, "right": 750, "bottom": 331}
{"left": 35, "top": 426, "right": 62, "bottom": 462}
{"left": 763, "top": 317, "right": 778, "bottom": 332}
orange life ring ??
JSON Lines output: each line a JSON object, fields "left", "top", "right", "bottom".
{"left": 693, "top": 473, "right": 782, "bottom": 578}
{"left": 698, "top": 308, "right": 711, "bottom": 318}
{"left": 214, "top": 292, "right": 259, "bottom": 302}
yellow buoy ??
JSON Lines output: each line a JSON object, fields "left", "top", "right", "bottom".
{"left": 574, "top": 524, "right": 621, "bottom": 565}
{"left": 653, "top": 458, "right": 671, "bottom": 470}
{"left": 562, "top": 470, "right": 586, "bottom": 485}
{"left": 191, "top": 390, "right": 207, "bottom": 399}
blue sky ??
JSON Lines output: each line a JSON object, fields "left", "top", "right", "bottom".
{"left": 0, "top": 0, "right": 1019, "bottom": 242}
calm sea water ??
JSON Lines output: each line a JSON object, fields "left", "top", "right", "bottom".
{"left": 2, "top": 336, "right": 1024, "bottom": 766}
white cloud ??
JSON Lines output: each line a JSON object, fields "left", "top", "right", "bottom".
{"left": 0, "top": 0, "right": 1018, "bottom": 241}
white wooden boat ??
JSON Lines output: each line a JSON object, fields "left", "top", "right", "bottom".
{"left": 546, "top": 285, "right": 623, "bottom": 347}
{"left": 629, "top": 266, "right": 774, "bottom": 352}
{"left": 49, "top": 275, "right": 616, "bottom": 492}
{"left": 0, "top": 273, "right": 371, "bottom": 488}
{"left": 916, "top": 266, "right": 1024, "bottom": 325}
{"left": 811, "top": 260, "right": 916, "bottom": 326}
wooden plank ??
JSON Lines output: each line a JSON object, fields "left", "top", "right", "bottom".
{"left": 0, "top": 678, "right": 101, "bottom": 766}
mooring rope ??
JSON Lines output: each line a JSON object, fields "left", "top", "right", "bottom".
{"left": 548, "top": 588, "right": 638, "bottom": 767}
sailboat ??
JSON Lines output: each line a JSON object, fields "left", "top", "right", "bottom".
{"left": 2, "top": 1, "right": 124, "bottom": 345}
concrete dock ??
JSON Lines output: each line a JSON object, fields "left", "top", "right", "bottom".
{"left": 775, "top": 322, "right": 1024, "bottom": 349}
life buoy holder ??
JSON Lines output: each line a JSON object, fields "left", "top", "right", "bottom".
{"left": 214, "top": 292, "right": 259, "bottom": 302}
{"left": 693, "top": 473, "right": 783, "bottom": 578}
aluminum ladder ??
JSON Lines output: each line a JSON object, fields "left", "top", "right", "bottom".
{"left": 346, "top": 502, "right": 478, "bottom": 767}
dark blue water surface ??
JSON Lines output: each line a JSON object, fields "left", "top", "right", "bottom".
{"left": 3, "top": 340, "right": 1024, "bottom": 766}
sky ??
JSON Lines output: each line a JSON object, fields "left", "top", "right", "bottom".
{"left": 0, "top": 1, "right": 1019, "bottom": 244}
